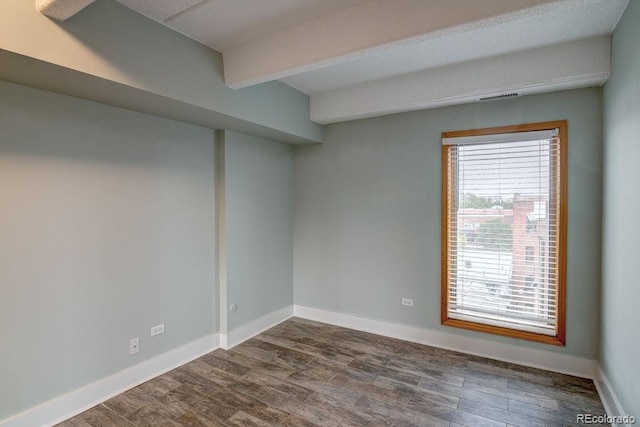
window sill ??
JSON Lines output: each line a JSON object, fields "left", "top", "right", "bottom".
{"left": 441, "top": 317, "right": 565, "bottom": 346}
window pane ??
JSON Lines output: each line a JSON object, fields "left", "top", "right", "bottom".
{"left": 442, "top": 122, "right": 566, "bottom": 345}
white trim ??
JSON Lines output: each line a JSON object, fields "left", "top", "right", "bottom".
{"left": 221, "top": 305, "right": 294, "bottom": 350}
{"left": 293, "top": 305, "right": 596, "bottom": 379}
{"left": 1, "top": 305, "right": 295, "bottom": 427}
{"left": 219, "top": 333, "right": 229, "bottom": 350}
{"left": 594, "top": 364, "right": 633, "bottom": 427}
{"left": 0, "top": 334, "right": 218, "bottom": 427}
{"left": 2, "top": 307, "right": 607, "bottom": 427}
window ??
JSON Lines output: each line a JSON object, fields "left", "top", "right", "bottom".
{"left": 441, "top": 121, "right": 567, "bottom": 346}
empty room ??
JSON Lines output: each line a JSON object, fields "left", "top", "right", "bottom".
{"left": 0, "top": 0, "right": 638, "bottom": 426}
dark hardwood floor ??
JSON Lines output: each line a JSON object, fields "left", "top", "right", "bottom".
{"left": 57, "top": 318, "right": 608, "bottom": 427}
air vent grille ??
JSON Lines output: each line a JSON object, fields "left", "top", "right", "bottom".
{"left": 478, "top": 93, "right": 519, "bottom": 102}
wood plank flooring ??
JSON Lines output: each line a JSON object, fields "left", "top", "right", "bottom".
{"left": 57, "top": 318, "right": 608, "bottom": 427}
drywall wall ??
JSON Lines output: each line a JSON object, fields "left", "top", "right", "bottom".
{"left": 294, "top": 88, "right": 602, "bottom": 359}
{"left": 601, "top": 0, "right": 640, "bottom": 417}
{"left": 0, "top": 80, "right": 216, "bottom": 420}
{"left": 0, "top": 0, "right": 322, "bottom": 144}
{"left": 219, "top": 131, "right": 294, "bottom": 333}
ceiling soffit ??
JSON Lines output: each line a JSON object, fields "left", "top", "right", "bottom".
{"left": 71, "top": 0, "right": 631, "bottom": 123}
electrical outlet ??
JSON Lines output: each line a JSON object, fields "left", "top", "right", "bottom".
{"left": 151, "top": 324, "right": 165, "bottom": 336}
{"left": 401, "top": 298, "right": 414, "bottom": 307}
{"left": 129, "top": 337, "right": 140, "bottom": 355}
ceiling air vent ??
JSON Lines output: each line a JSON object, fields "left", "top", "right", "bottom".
{"left": 478, "top": 92, "right": 520, "bottom": 102}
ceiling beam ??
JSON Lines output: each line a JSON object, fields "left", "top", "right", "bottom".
{"left": 35, "top": 0, "right": 95, "bottom": 21}
{"left": 222, "top": 0, "right": 555, "bottom": 89}
{"left": 2, "top": 0, "right": 322, "bottom": 143}
{"left": 309, "top": 37, "right": 610, "bottom": 124}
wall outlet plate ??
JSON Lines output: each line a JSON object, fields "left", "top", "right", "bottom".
{"left": 151, "top": 324, "right": 165, "bottom": 336}
{"left": 129, "top": 337, "right": 140, "bottom": 355}
{"left": 401, "top": 298, "right": 414, "bottom": 307}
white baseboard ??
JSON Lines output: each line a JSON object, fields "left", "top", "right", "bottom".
{"left": 2, "top": 305, "right": 295, "bottom": 427}
{"left": 594, "top": 364, "right": 634, "bottom": 427}
{"left": 219, "top": 333, "right": 229, "bottom": 350}
{"left": 0, "top": 334, "right": 218, "bottom": 427}
{"left": 293, "top": 305, "right": 596, "bottom": 379}
{"left": 220, "top": 305, "right": 293, "bottom": 350}
{"left": 2, "top": 305, "right": 605, "bottom": 427}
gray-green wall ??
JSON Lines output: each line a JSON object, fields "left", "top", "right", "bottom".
{"left": 221, "top": 131, "right": 294, "bottom": 332}
{"left": 601, "top": 0, "right": 640, "bottom": 416}
{"left": 294, "top": 88, "right": 602, "bottom": 359}
{"left": 0, "top": 81, "right": 216, "bottom": 420}
{"left": 0, "top": 0, "right": 323, "bottom": 144}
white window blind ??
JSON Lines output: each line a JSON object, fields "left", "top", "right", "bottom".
{"left": 442, "top": 129, "right": 562, "bottom": 337}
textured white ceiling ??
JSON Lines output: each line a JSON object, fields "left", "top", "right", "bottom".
{"left": 167, "top": 0, "right": 368, "bottom": 51}
{"left": 221, "top": 0, "right": 559, "bottom": 88}
{"left": 112, "top": 0, "right": 629, "bottom": 123}
{"left": 281, "top": 0, "right": 628, "bottom": 94}
{"left": 115, "top": 0, "right": 202, "bottom": 22}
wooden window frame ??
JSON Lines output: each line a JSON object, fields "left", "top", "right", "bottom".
{"left": 441, "top": 121, "right": 567, "bottom": 346}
